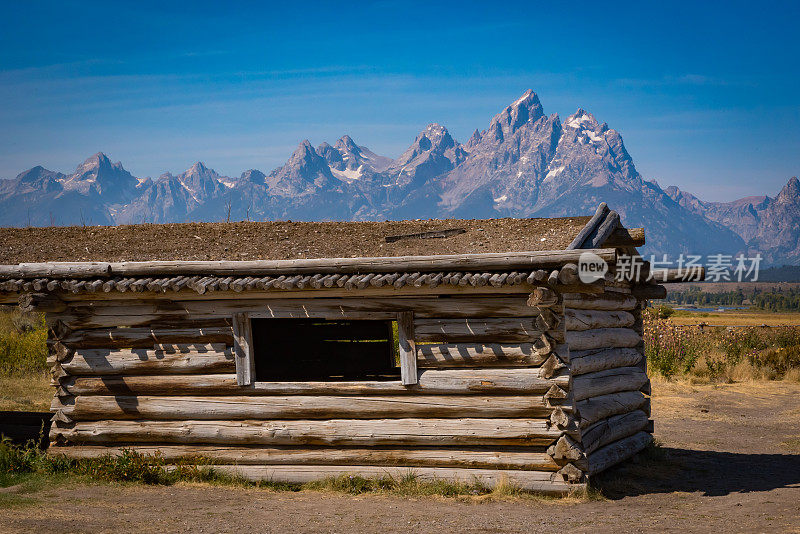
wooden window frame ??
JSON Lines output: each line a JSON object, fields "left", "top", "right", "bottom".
{"left": 233, "top": 310, "right": 417, "bottom": 386}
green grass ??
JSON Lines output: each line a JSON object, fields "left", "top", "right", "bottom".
{"left": 303, "top": 472, "right": 495, "bottom": 497}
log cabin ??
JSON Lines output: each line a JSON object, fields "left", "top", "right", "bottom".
{"left": 0, "top": 203, "right": 682, "bottom": 495}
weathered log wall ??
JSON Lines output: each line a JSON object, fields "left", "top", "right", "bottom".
{"left": 36, "top": 271, "right": 657, "bottom": 489}
{"left": 43, "top": 290, "right": 585, "bottom": 493}
{"left": 564, "top": 280, "right": 653, "bottom": 477}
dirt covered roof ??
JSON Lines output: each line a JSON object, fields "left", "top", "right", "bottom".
{"left": 0, "top": 217, "right": 589, "bottom": 264}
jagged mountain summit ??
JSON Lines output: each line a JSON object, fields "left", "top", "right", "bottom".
{"left": 1, "top": 90, "right": 796, "bottom": 263}
{"left": 667, "top": 177, "right": 800, "bottom": 265}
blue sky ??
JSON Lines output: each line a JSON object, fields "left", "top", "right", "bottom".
{"left": 0, "top": 0, "right": 798, "bottom": 201}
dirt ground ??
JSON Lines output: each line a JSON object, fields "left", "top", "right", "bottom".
{"left": 1, "top": 379, "right": 799, "bottom": 534}
{"left": 0, "top": 374, "right": 51, "bottom": 411}
{"left": 0, "top": 217, "right": 588, "bottom": 264}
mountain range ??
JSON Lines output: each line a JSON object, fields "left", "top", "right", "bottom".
{"left": 1, "top": 90, "right": 798, "bottom": 265}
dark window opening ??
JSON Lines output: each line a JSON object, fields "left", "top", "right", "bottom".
{"left": 251, "top": 318, "right": 401, "bottom": 381}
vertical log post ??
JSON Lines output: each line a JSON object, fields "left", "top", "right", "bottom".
{"left": 397, "top": 311, "right": 418, "bottom": 386}
{"left": 232, "top": 313, "right": 255, "bottom": 386}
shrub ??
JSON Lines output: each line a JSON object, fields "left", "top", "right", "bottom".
{"left": 643, "top": 321, "right": 800, "bottom": 381}
{"left": 0, "top": 309, "right": 48, "bottom": 376}
{"left": 653, "top": 305, "right": 675, "bottom": 319}
{"left": 643, "top": 319, "right": 701, "bottom": 378}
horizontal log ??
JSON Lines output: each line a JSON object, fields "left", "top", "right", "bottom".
{"left": 205, "top": 465, "right": 579, "bottom": 494}
{"left": 53, "top": 395, "right": 558, "bottom": 421}
{"left": 580, "top": 410, "right": 649, "bottom": 454}
{"left": 576, "top": 391, "right": 648, "bottom": 429}
{"left": 0, "top": 249, "right": 618, "bottom": 278}
{"left": 569, "top": 348, "right": 642, "bottom": 376}
{"left": 416, "top": 343, "right": 549, "bottom": 368}
{"left": 600, "top": 227, "right": 645, "bottom": 248}
{"left": 565, "top": 310, "right": 635, "bottom": 331}
{"left": 563, "top": 293, "right": 637, "bottom": 311}
{"left": 27, "top": 286, "right": 567, "bottom": 310}
{"left": 566, "top": 328, "right": 641, "bottom": 351}
{"left": 18, "top": 292, "right": 66, "bottom": 313}
{"left": 414, "top": 318, "right": 543, "bottom": 343}
{"left": 50, "top": 444, "right": 561, "bottom": 471}
{"left": 52, "top": 296, "right": 543, "bottom": 330}
{"left": 61, "top": 368, "right": 570, "bottom": 397}
{"left": 572, "top": 367, "right": 649, "bottom": 402}
{"left": 59, "top": 327, "right": 233, "bottom": 349}
{"left": 0, "top": 262, "right": 113, "bottom": 279}
{"left": 587, "top": 431, "right": 652, "bottom": 476}
{"left": 62, "top": 346, "right": 233, "bottom": 376}
{"left": 55, "top": 418, "right": 563, "bottom": 447}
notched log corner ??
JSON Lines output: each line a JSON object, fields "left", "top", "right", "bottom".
{"left": 553, "top": 463, "right": 584, "bottom": 483}
{"left": 18, "top": 292, "right": 66, "bottom": 313}
{"left": 547, "top": 434, "right": 583, "bottom": 461}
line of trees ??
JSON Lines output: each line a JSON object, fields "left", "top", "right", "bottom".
{"left": 665, "top": 287, "right": 800, "bottom": 312}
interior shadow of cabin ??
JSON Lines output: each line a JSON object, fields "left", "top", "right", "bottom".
{"left": 250, "top": 318, "right": 401, "bottom": 381}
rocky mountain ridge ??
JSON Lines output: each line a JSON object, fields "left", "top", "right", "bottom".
{"left": 1, "top": 90, "right": 797, "bottom": 264}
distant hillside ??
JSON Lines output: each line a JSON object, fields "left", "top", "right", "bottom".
{"left": 756, "top": 266, "right": 800, "bottom": 282}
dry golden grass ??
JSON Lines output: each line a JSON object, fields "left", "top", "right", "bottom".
{"left": 680, "top": 351, "right": 800, "bottom": 383}
{"left": 0, "top": 373, "right": 52, "bottom": 411}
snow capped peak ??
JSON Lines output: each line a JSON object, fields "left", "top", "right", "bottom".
{"left": 334, "top": 135, "right": 364, "bottom": 159}
{"left": 386, "top": 123, "right": 466, "bottom": 187}
{"left": 565, "top": 109, "right": 599, "bottom": 130}
{"left": 316, "top": 135, "right": 390, "bottom": 176}
{"left": 392, "top": 123, "right": 457, "bottom": 168}
{"left": 74, "top": 152, "right": 112, "bottom": 175}
{"left": 267, "top": 139, "right": 335, "bottom": 193}
{"left": 336, "top": 135, "right": 359, "bottom": 152}
{"left": 60, "top": 152, "right": 139, "bottom": 202}
{"left": 177, "top": 162, "right": 229, "bottom": 194}
{"left": 512, "top": 89, "right": 540, "bottom": 108}
{"left": 486, "top": 90, "right": 545, "bottom": 142}
{"left": 189, "top": 161, "right": 210, "bottom": 173}
{"left": 423, "top": 122, "right": 449, "bottom": 138}
{"left": 285, "top": 140, "right": 324, "bottom": 167}
{"left": 415, "top": 123, "right": 456, "bottom": 151}
{"left": 88, "top": 151, "right": 110, "bottom": 164}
